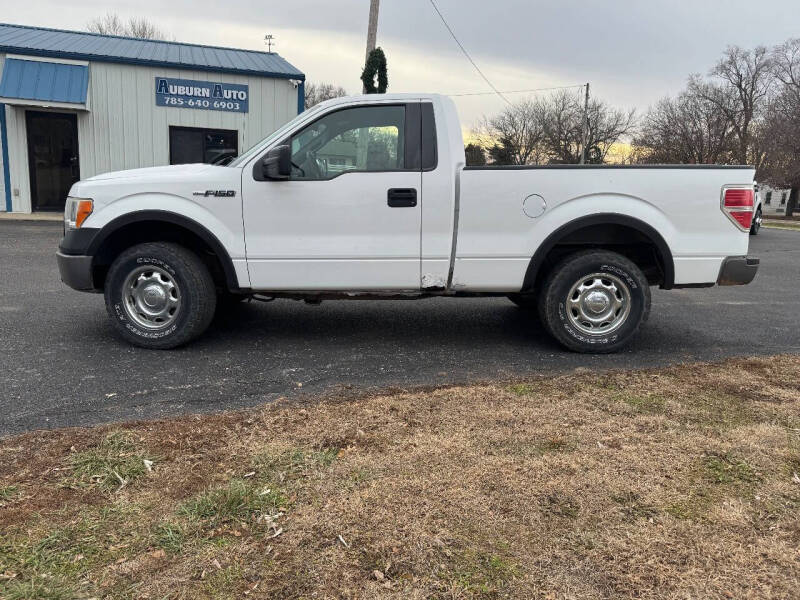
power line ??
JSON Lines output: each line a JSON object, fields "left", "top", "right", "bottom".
{"left": 449, "top": 84, "right": 586, "bottom": 97}
{"left": 427, "top": 0, "right": 511, "bottom": 105}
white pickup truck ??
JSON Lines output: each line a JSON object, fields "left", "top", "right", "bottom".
{"left": 57, "top": 93, "right": 759, "bottom": 353}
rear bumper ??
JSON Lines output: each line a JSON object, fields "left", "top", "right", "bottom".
{"left": 717, "top": 256, "right": 759, "bottom": 286}
{"left": 56, "top": 251, "right": 96, "bottom": 291}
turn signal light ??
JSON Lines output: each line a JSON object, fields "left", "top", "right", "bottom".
{"left": 75, "top": 200, "right": 93, "bottom": 228}
{"left": 721, "top": 187, "right": 754, "bottom": 231}
{"left": 65, "top": 197, "right": 94, "bottom": 229}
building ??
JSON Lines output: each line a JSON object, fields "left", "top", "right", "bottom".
{"left": 759, "top": 184, "right": 793, "bottom": 216}
{"left": 0, "top": 23, "right": 305, "bottom": 214}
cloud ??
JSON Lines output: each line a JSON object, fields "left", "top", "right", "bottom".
{"left": 3, "top": 0, "right": 800, "bottom": 124}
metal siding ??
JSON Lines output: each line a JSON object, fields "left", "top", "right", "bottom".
{"left": 0, "top": 54, "right": 298, "bottom": 211}
{"left": 107, "top": 65, "right": 124, "bottom": 169}
{"left": 135, "top": 67, "right": 153, "bottom": 168}
{"left": 77, "top": 62, "right": 297, "bottom": 180}
{"left": 5, "top": 103, "right": 31, "bottom": 212}
{"left": 0, "top": 23, "right": 304, "bottom": 79}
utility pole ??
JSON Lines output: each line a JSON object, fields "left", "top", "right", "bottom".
{"left": 363, "top": 0, "right": 380, "bottom": 93}
{"left": 579, "top": 82, "right": 590, "bottom": 165}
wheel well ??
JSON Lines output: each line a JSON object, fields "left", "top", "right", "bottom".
{"left": 523, "top": 218, "right": 674, "bottom": 292}
{"left": 91, "top": 220, "right": 234, "bottom": 291}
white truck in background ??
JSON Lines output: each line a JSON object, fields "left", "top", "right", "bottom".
{"left": 751, "top": 184, "right": 763, "bottom": 234}
{"left": 57, "top": 93, "right": 759, "bottom": 353}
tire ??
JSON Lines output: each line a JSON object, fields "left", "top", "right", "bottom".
{"left": 750, "top": 208, "right": 762, "bottom": 235}
{"left": 104, "top": 242, "right": 217, "bottom": 349}
{"left": 538, "top": 250, "right": 651, "bottom": 354}
{"left": 507, "top": 293, "right": 537, "bottom": 309}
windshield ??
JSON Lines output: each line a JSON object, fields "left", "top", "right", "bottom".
{"left": 228, "top": 103, "right": 329, "bottom": 168}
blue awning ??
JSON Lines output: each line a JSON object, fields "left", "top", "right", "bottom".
{"left": 0, "top": 58, "right": 88, "bottom": 109}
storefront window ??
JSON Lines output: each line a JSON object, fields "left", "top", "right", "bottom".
{"left": 169, "top": 127, "right": 238, "bottom": 165}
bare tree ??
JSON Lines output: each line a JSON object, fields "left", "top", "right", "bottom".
{"left": 761, "top": 94, "right": 800, "bottom": 174}
{"left": 634, "top": 44, "right": 775, "bottom": 171}
{"left": 87, "top": 13, "right": 126, "bottom": 36}
{"left": 541, "top": 90, "right": 636, "bottom": 164}
{"left": 475, "top": 91, "right": 635, "bottom": 165}
{"left": 633, "top": 38, "right": 800, "bottom": 214}
{"left": 691, "top": 46, "right": 773, "bottom": 165}
{"left": 772, "top": 38, "right": 800, "bottom": 97}
{"left": 634, "top": 88, "right": 734, "bottom": 164}
{"left": 762, "top": 39, "right": 800, "bottom": 215}
{"left": 87, "top": 13, "right": 169, "bottom": 40}
{"left": 475, "top": 98, "right": 548, "bottom": 165}
{"left": 126, "top": 17, "right": 168, "bottom": 40}
{"left": 539, "top": 90, "right": 581, "bottom": 163}
{"left": 304, "top": 82, "right": 348, "bottom": 110}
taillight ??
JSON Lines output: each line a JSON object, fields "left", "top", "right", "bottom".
{"left": 721, "top": 187, "right": 754, "bottom": 231}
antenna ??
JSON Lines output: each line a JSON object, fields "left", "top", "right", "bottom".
{"left": 264, "top": 34, "right": 275, "bottom": 52}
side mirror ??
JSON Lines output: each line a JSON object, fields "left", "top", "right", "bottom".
{"left": 259, "top": 145, "right": 291, "bottom": 180}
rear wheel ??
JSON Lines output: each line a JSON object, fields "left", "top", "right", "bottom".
{"left": 104, "top": 242, "right": 216, "bottom": 349}
{"left": 538, "top": 250, "right": 650, "bottom": 353}
{"left": 750, "top": 208, "right": 762, "bottom": 235}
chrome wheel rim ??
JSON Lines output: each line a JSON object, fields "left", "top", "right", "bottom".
{"left": 566, "top": 272, "right": 631, "bottom": 336}
{"left": 122, "top": 266, "right": 181, "bottom": 330}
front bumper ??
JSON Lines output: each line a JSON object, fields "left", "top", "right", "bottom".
{"left": 717, "top": 256, "right": 759, "bottom": 286}
{"left": 56, "top": 251, "right": 95, "bottom": 291}
{"left": 57, "top": 227, "right": 101, "bottom": 291}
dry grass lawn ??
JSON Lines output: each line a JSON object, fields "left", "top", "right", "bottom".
{"left": 1, "top": 356, "right": 799, "bottom": 599}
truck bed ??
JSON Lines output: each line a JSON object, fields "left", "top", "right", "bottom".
{"left": 452, "top": 164, "right": 755, "bottom": 291}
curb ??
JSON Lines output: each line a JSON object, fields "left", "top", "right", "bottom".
{"left": 762, "top": 224, "right": 800, "bottom": 231}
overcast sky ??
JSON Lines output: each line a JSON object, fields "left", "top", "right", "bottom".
{"left": 4, "top": 0, "right": 800, "bottom": 126}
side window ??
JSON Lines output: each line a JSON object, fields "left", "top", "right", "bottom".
{"left": 289, "top": 105, "right": 405, "bottom": 180}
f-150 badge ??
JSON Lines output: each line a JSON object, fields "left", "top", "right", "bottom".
{"left": 193, "top": 190, "right": 236, "bottom": 197}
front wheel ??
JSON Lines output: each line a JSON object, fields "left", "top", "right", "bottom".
{"left": 104, "top": 242, "right": 217, "bottom": 349}
{"left": 538, "top": 250, "right": 651, "bottom": 353}
{"left": 750, "top": 208, "right": 762, "bottom": 235}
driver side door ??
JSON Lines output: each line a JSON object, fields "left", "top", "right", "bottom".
{"left": 242, "top": 102, "right": 423, "bottom": 291}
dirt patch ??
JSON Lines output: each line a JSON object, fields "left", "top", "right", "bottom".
{"left": 1, "top": 355, "right": 799, "bottom": 599}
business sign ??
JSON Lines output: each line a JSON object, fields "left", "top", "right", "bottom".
{"left": 155, "top": 77, "right": 249, "bottom": 113}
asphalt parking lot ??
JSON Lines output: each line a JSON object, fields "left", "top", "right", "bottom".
{"left": 1, "top": 220, "right": 799, "bottom": 437}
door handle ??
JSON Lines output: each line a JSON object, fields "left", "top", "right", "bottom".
{"left": 387, "top": 188, "right": 417, "bottom": 207}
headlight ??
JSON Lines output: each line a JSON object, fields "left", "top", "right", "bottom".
{"left": 64, "top": 197, "right": 93, "bottom": 229}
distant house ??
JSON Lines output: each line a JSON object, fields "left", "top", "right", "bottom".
{"left": 759, "top": 184, "right": 793, "bottom": 216}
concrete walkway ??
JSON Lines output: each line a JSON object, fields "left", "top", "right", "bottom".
{"left": 0, "top": 212, "right": 61, "bottom": 221}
